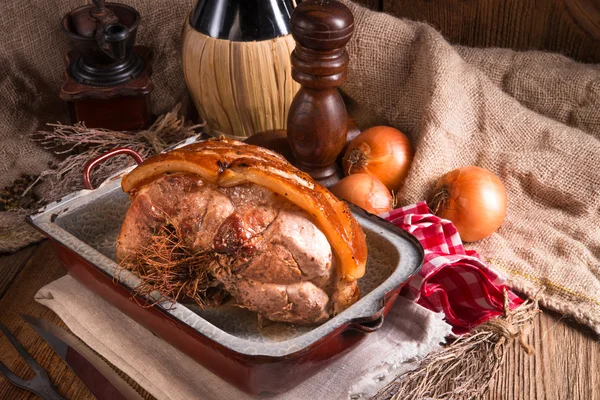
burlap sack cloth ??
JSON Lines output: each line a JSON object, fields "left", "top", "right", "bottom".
{"left": 0, "top": 0, "right": 197, "bottom": 249}
{"left": 1, "top": 0, "right": 599, "bottom": 336}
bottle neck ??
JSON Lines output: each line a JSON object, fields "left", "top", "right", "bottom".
{"left": 189, "top": 0, "right": 295, "bottom": 41}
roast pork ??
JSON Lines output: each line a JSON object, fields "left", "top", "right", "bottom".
{"left": 116, "top": 138, "right": 367, "bottom": 325}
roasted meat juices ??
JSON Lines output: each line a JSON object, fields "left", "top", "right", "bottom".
{"left": 116, "top": 139, "right": 367, "bottom": 325}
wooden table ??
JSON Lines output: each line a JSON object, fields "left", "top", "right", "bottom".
{"left": 1, "top": 240, "right": 599, "bottom": 399}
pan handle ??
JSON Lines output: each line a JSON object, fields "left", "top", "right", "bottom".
{"left": 83, "top": 148, "right": 144, "bottom": 190}
{"left": 348, "top": 314, "right": 385, "bottom": 333}
{"left": 346, "top": 283, "right": 406, "bottom": 333}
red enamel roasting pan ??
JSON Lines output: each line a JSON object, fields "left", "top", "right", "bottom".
{"left": 28, "top": 138, "right": 423, "bottom": 395}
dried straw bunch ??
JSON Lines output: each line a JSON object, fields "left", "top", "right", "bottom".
{"left": 29, "top": 104, "right": 203, "bottom": 204}
{"left": 118, "top": 216, "right": 231, "bottom": 309}
{"left": 374, "top": 290, "right": 540, "bottom": 400}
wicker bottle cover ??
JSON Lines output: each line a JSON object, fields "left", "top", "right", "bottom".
{"left": 182, "top": 0, "right": 300, "bottom": 139}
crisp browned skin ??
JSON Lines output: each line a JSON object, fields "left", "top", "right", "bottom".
{"left": 121, "top": 138, "right": 367, "bottom": 281}
{"left": 117, "top": 173, "right": 359, "bottom": 325}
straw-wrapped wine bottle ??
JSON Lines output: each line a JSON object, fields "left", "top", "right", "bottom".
{"left": 182, "top": 0, "right": 300, "bottom": 139}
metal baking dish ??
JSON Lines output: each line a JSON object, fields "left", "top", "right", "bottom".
{"left": 28, "top": 142, "right": 424, "bottom": 395}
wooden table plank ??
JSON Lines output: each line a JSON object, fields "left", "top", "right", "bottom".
{"left": 0, "top": 244, "right": 37, "bottom": 300}
{"left": 0, "top": 242, "right": 599, "bottom": 399}
{"left": 380, "top": 0, "right": 600, "bottom": 63}
{"left": 0, "top": 241, "right": 153, "bottom": 400}
{"left": 0, "top": 241, "right": 94, "bottom": 400}
{"left": 485, "top": 310, "right": 600, "bottom": 399}
{"left": 354, "top": 0, "right": 382, "bottom": 10}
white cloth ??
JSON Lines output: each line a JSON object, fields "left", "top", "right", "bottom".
{"left": 35, "top": 276, "right": 451, "bottom": 400}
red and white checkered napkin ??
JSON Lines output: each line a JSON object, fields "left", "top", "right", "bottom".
{"left": 380, "top": 201, "right": 523, "bottom": 333}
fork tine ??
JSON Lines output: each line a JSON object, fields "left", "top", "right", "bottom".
{"left": 0, "top": 359, "right": 28, "bottom": 389}
{"left": 0, "top": 322, "right": 47, "bottom": 377}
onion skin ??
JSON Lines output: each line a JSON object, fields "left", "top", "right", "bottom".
{"left": 342, "top": 126, "right": 413, "bottom": 192}
{"left": 330, "top": 174, "right": 393, "bottom": 215}
{"left": 430, "top": 166, "right": 508, "bottom": 242}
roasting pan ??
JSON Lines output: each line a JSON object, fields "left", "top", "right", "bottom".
{"left": 28, "top": 137, "right": 424, "bottom": 395}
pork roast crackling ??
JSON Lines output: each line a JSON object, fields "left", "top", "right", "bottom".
{"left": 116, "top": 138, "right": 368, "bottom": 325}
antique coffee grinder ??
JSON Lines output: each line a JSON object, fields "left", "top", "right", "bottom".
{"left": 60, "top": 0, "right": 153, "bottom": 131}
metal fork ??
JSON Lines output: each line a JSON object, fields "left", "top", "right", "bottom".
{"left": 0, "top": 321, "right": 66, "bottom": 400}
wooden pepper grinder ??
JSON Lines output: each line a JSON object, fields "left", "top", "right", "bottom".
{"left": 287, "top": 0, "right": 354, "bottom": 188}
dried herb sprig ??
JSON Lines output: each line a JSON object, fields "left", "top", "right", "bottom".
{"left": 119, "top": 220, "right": 230, "bottom": 309}
{"left": 374, "top": 290, "right": 540, "bottom": 400}
{"left": 28, "top": 103, "right": 204, "bottom": 204}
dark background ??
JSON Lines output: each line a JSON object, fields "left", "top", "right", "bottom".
{"left": 355, "top": 0, "right": 600, "bottom": 63}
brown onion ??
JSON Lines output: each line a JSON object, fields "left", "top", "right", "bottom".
{"left": 430, "top": 166, "right": 508, "bottom": 242}
{"left": 342, "top": 126, "right": 413, "bottom": 192}
{"left": 330, "top": 174, "right": 393, "bottom": 215}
